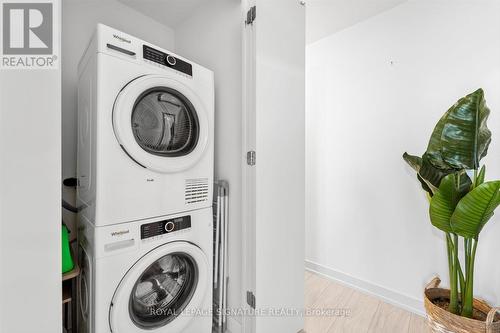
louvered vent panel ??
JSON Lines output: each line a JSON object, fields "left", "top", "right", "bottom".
{"left": 185, "top": 178, "right": 209, "bottom": 204}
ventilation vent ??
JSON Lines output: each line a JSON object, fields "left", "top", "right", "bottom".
{"left": 185, "top": 178, "right": 209, "bottom": 204}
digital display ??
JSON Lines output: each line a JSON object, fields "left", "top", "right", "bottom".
{"left": 140, "top": 215, "right": 191, "bottom": 239}
{"left": 143, "top": 45, "right": 193, "bottom": 76}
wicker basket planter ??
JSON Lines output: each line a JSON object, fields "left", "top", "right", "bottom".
{"left": 424, "top": 277, "right": 500, "bottom": 333}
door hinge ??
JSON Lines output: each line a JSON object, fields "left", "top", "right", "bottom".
{"left": 245, "top": 6, "right": 256, "bottom": 25}
{"left": 246, "top": 291, "right": 256, "bottom": 309}
{"left": 247, "top": 151, "right": 256, "bottom": 166}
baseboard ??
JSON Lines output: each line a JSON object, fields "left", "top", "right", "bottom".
{"left": 305, "top": 260, "right": 426, "bottom": 317}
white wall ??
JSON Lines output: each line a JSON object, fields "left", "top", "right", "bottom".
{"left": 61, "top": 0, "right": 175, "bottom": 230}
{"left": 306, "top": 0, "right": 500, "bottom": 315}
{"left": 175, "top": 1, "right": 243, "bottom": 331}
{"left": 0, "top": 3, "right": 62, "bottom": 333}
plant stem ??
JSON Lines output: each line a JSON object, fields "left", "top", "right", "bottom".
{"left": 446, "top": 233, "right": 453, "bottom": 288}
{"left": 463, "top": 237, "right": 469, "bottom": 304}
{"left": 453, "top": 234, "right": 460, "bottom": 313}
{"left": 461, "top": 238, "right": 478, "bottom": 318}
{"left": 447, "top": 233, "right": 460, "bottom": 314}
{"left": 457, "top": 261, "right": 465, "bottom": 302}
{"left": 459, "top": 168, "right": 480, "bottom": 317}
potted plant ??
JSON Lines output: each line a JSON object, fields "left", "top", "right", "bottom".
{"left": 403, "top": 89, "right": 500, "bottom": 333}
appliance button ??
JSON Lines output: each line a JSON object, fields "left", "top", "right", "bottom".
{"left": 165, "top": 221, "right": 175, "bottom": 232}
{"left": 166, "top": 55, "right": 176, "bottom": 66}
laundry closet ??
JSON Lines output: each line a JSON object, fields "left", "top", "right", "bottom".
{"left": 0, "top": 1, "right": 304, "bottom": 333}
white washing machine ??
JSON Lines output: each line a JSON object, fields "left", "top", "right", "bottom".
{"left": 77, "top": 208, "right": 213, "bottom": 333}
{"left": 77, "top": 24, "right": 214, "bottom": 226}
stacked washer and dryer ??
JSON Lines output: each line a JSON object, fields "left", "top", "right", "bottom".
{"left": 76, "top": 24, "right": 214, "bottom": 333}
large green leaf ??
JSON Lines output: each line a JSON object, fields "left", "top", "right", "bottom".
{"left": 476, "top": 165, "right": 486, "bottom": 186}
{"left": 402, "top": 152, "right": 456, "bottom": 195}
{"left": 419, "top": 154, "right": 455, "bottom": 189}
{"left": 403, "top": 152, "right": 436, "bottom": 195}
{"left": 430, "top": 172, "right": 472, "bottom": 232}
{"left": 417, "top": 174, "right": 434, "bottom": 196}
{"left": 440, "top": 89, "right": 491, "bottom": 170}
{"left": 402, "top": 153, "right": 422, "bottom": 173}
{"left": 451, "top": 181, "right": 500, "bottom": 238}
{"left": 425, "top": 108, "right": 454, "bottom": 169}
{"left": 403, "top": 89, "right": 491, "bottom": 197}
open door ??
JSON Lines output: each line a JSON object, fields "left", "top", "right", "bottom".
{"left": 242, "top": 1, "right": 306, "bottom": 332}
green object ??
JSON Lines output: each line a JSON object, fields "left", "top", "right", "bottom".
{"left": 403, "top": 89, "right": 500, "bottom": 318}
{"left": 62, "top": 224, "right": 74, "bottom": 273}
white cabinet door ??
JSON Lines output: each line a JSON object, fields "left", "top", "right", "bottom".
{"left": 242, "top": 1, "right": 305, "bottom": 332}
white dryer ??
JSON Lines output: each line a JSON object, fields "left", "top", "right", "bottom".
{"left": 77, "top": 208, "right": 213, "bottom": 333}
{"left": 77, "top": 24, "right": 214, "bottom": 226}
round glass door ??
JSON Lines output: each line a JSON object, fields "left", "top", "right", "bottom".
{"left": 109, "top": 241, "right": 209, "bottom": 333}
{"left": 113, "top": 75, "right": 210, "bottom": 173}
{"left": 129, "top": 253, "right": 198, "bottom": 329}
{"left": 78, "top": 245, "right": 91, "bottom": 325}
{"left": 131, "top": 88, "right": 199, "bottom": 157}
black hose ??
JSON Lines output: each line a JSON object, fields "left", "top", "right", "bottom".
{"left": 63, "top": 177, "right": 78, "bottom": 187}
{"left": 62, "top": 177, "right": 83, "bottom": 213}
{"left": 62, "top": 199, "right": 82, "bottom": 213}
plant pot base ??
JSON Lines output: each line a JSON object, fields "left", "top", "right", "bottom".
{"left": 424, "top": 277, "right": 500, "bottom": 333}
{"left": 431, "top": 296, "right": 491, "bottom": 322}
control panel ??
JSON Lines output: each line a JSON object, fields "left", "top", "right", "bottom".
{"left": 143, "top": 45, "right": 193, "bottom": 76}
{"left": 140, "top": 215, "right": 191, "bottom": 240}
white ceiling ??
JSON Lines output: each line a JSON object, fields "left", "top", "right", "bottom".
{"left": 306, "top": 0, "right": 407, "bottom": 44}
{"left": 70, "top": 0, "right": 407, "bottom": 44}
{"left": 118, "top": 0, "right": 209, "bottom": 27}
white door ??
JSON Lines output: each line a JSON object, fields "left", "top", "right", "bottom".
{"left": 113, "top": 75, "right": 209, "bottom": 173}
{"left": 242, "top": 1, "right": 306, "bottom": 332}
{"left": 109, "top": 242, "right": 209, "bottom": 332}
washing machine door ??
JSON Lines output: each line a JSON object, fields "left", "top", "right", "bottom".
{"left": 77, "top": 245, "right": 92, "bottom": 333}
{"left": 109, "top": 241, "right": 209, "bottom": 332}
{"left": 113, "top": 75, "right": 209, "bottom": 173}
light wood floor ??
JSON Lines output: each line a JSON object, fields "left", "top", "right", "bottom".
{"left": 304, "top": 271, "right": 429, "bottom": 333}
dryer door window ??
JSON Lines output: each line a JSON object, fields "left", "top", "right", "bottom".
{"left": 131, "top": 88, "right": 199, "bottom": 157}
{"left": 113, "top": 75, "right": 210, "bottom": 173}
{"left": 128, "top": 252, "right": 198, "bottom": 329}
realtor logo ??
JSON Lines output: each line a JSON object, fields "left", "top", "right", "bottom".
{"left": 1, "top": 0, "right": 58, "bottom": 69}
{"left": 3, "top": 3, "right": 52, "bottom": 54}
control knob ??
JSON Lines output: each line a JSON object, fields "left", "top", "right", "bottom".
{"left": 165, "top": 221, "right": 175, "bottom": 232}
{"left": 166, "top": 55, "right": 176, "bottom": 66}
